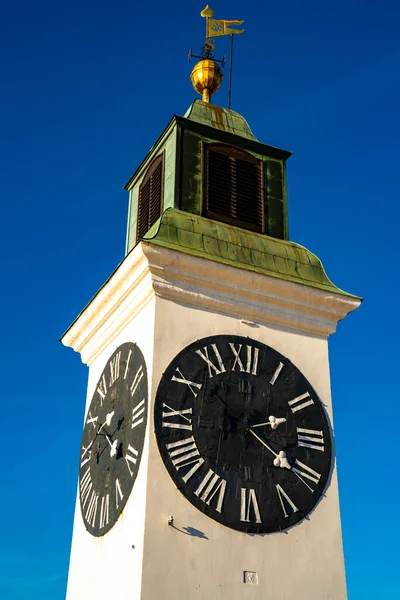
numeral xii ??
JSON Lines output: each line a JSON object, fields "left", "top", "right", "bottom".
{"left": 229, "top": 343, "right": 259, "bottom": 375}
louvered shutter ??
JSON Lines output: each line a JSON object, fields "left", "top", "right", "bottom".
{"left": 204, "top": 145, "right": 263, "bottom": 232}
{"left": 137, "top": 154, "right": 164, "bottom": 242}
{"left": 137, "top": 178, "right": 151, "bottom": 239}
{"left": 206, "top": 150, "right": 231, "bottom": 218}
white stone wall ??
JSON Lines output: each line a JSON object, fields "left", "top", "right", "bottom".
{"left": 63, "top": 242, "right": 359, "bottom": 600}
{"left": 65, "top": 297, "right": 156, "bottom": 600}
{"left": 140, "top": 298, "right": 347, "bottom": 600}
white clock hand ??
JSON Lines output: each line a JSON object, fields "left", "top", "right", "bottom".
{"left": 105, "top": 411, "right": 115, "bottom": 426}
{"left": 110, "top": 439, "right": 118, "bottom": 457}
{"left": 97, "top": 411, "right": 115, "bottom": 435}
{"left": 250, "top": 415, "right": 286, "bottom": 430}
{"left": 273, "top": 450, "right": 291, "bottom": 470}
{"left": 249, "top": 430, "right": 291, "bottom": 469}
{"left": 104, "top": 433, "right": 119, "bottom": 457}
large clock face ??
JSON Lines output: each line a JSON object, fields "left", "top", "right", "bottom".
{"left": 154, "top": 335, "right": 332, "bottom": 534}
{"left": 79, "top": 342, "right": 148, "bottom": 536}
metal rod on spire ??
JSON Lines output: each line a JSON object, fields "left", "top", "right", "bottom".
{"left": 228, "top": 34, "right": 233, "bottom": 109}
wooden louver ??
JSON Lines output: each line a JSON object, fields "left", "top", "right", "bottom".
{"left": 137, "top": 154, "right": 163, "bottom": 241}
{"left": 204, "top": 145, "right": 264, "bottom": 232}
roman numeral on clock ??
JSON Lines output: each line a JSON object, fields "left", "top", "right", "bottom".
{"left": 171, "top": 368, "right": 202, "bottom": 397}
{"left": 99, "top": 494, "right": 110, "bottom": 529}
{"left": 115, "top": 478, "right": 124, "bottom": 509}
{"left": 292, "top": 459, "right": 321, "bottom": 492}
{"left": 130, "top": 365, "right": 144, "bottom": 397}
{"left": 166, "top": 436, "right": 205, "bottom": 483}
{"left": 86, "top": 412, "right": 98, "bottom": 429}
{"left": 297, "top": 428, "right": 324, "bottom": 451}
{"left": 162, "top": 403, "right": 193, "bottom": 430}
{"left": 240, "top": 488, "right": 262, "bottom": 523}
{"left": 109, "top": 351, "right": 121, "bottom": 386}
{"left": 196, "top": 344, "right": 226, "bottom": 378}
{"left": 125, "top": 444, "right": 139, "bottom": 476}
{"left": 131, "top": 399, "right": 145, "bottom": 429}
{"left": 194, "top": 469, "right": 227, "bottom": 513}
{"left": 80, "top": 468, "right": 93, "bottom": 508}
{"left": 85, "top": 490, "right": 99, "bottom": 528}
{"left": 288, "top": 391, "right": 314, "bottom": 413}
{"left": 276, "top": 484, "right": 298, "bottom": 518}
{"left": 97, "top": 375, "right": 107, "bottom": 404}
{"left": 123, "top": 348, "right": 132, "bottom": 379}
{"left": 269, "top": 361, "right": 284, "bottom": 385}
{"left": 229, "top": 344, "right": 259, "bottom": 375}
{"left": 80, "top": 441, "right": 93, "bottom": 467}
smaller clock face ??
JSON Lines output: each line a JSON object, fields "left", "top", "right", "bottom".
{"left": 154, "top": 335, "right": 332, "bottom": 534}
{"left": 79, "top": 342, "right": 148, "bottom": 536}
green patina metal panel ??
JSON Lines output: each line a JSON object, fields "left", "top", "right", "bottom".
{"left": 184, "top": 101, "right": 257, "bottom": 140}
{"left": 266, "top": 159, "right": 288, "bottom": 240}
{"left": 126, "top": 187, "right": 139, "bottom": 254}
{"left": 180, "top": 130, "right": 202, "bottom": 215}
{"left": 162, "top": 127, "right": 177, "bottom": 211}
{"left": 142, "top": 209, "right": 360, "bottom": 299}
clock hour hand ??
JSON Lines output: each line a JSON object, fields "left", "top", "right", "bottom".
{"left": 104, "top": 433, "right": 118, "bottom": 458}
{"left": 96, "top": 411, "right": 115, "bottom": 435}
{"left": 248, "top": 429, "right": 291, "bottom": 469}
{"left": 237, "top": 415, "right": 286, "bottom": 431}
{"left": 249, "top": 415, "right": 286, "bottom": 430}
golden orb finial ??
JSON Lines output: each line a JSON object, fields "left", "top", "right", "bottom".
{"left": 190, "top": 58, "right": 223, "bottom": 103}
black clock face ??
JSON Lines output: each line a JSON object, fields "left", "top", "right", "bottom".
{"left": 79, "top": 342, "right": 148, "bottom": 536}
{"left": 154, "top": 335, "right": 332, "bottom": 534}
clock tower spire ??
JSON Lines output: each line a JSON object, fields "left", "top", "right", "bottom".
{"left": 63, "top": 8, "right": 361, "bottom": 600}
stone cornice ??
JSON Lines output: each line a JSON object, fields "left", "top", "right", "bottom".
{"left": 144, "top": 244, "right": 360, "bottom": 337}
{"left": 62, "top": 242, "right": 361, "bottom": 365}
{"left": 61, "top": 244, "right": 154, "bottom": 365}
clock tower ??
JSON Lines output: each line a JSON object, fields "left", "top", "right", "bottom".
{"left": 63, "top": 10, "right": 361, "bottom": 600}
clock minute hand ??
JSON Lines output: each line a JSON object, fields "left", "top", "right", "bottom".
{"left": 248, "top": 429, "right": 277, "bottom": 457}
{"left": 248, "top": 430, "right": 291, "bottom": 470}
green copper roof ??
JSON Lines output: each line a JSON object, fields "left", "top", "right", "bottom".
{"left": 184, "top": 100, "right": 258, "bottom": 140}
{"left": 142, "top": 208, "right": 360, "bottom": 299}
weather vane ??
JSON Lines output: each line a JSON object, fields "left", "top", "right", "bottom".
{"left": 188, "top": 5, "right": 245, "bottom": 108}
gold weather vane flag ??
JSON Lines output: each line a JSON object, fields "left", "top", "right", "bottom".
{"left": 200, "top": 5, "right": 244, "bottom": 39}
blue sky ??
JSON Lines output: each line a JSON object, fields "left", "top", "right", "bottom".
{"left": 1, "top": 1, "right": 399, "bottom": 598}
